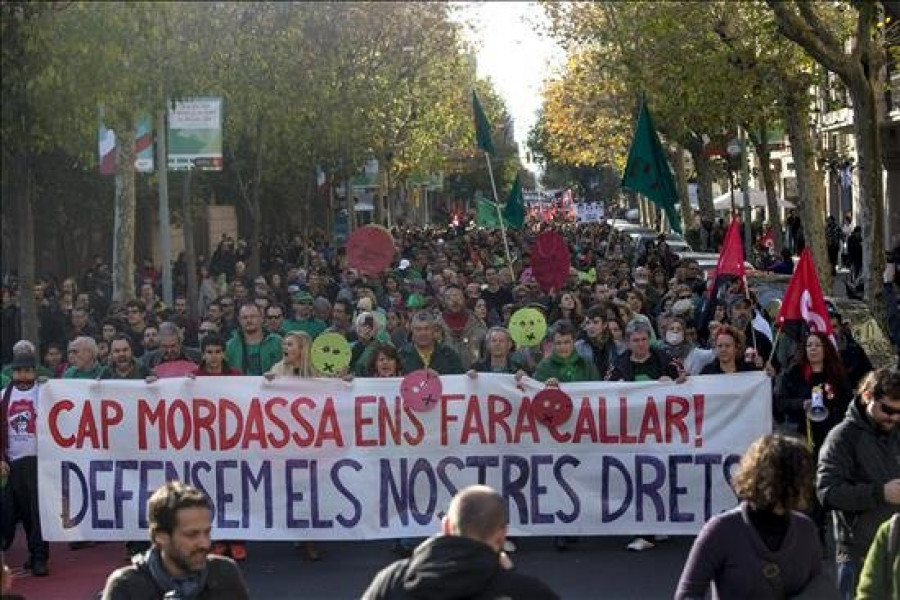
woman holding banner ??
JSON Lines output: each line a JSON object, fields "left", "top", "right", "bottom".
{"left": 700, "top": 326, "right": 761, "bottom": 375}
{"left": 264, "top": 331, "right": 319, "bottom": 560}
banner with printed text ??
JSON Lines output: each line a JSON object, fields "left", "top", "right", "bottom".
{"left": 37, "top": 374, "right": 771, "bottom": 541}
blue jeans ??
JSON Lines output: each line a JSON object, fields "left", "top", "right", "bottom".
{"left": 836, "top": 555, "right": 857, "bottom": 600}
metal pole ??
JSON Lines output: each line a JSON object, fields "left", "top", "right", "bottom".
{"left": 740, "top": 126, "right": 753, "bottom": 262}
{"left": 156, "top": 109, "right": 173, "bottom": 305}
{"left": 484, "top": 152, "right": 515, "bottom": 281}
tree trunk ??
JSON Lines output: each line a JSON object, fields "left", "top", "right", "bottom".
{"left": 15, "top": 150, "right": 38, "bottom": 348}
{"left": 685, "top": 136, "right": 715, "bottom": 223}
{"left": 847, "top": 71, "right": 885, "bottom": 311}
{"left": 671, "top": 144, "right": 693, "bottom": 232}
{"left": 751, "top": 117, "right": 784, "bottom": 252}
{"left": 783, "top": 89, "right": 831, "bottom": 290}
{"left": 112, "top": 123, "right": 137, "bottom": 303}
{"left": 249, "top": 114, "right": 264, "bottom": 278}
{"left": 182, "top": 168, "right": 198, "bottom": 321}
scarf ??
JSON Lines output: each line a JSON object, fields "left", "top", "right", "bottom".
{"left": 146, "top": 546, "right": 208, "bottom": 600}
{"left": 663, "top": 341, "right": 693, "bottom": 362}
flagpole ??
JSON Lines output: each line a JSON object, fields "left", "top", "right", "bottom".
{"left": 484, "top": 151, "right": 515, "bottom": 282}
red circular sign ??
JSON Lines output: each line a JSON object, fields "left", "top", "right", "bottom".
{"left": 400, "top": 369, "right": 443, "bottom": 412}
{"left": 531, "top": 388, "right": 574, "bottom": 427}
{"left": 346, "top": 225, "right": 396, "bottom": 276}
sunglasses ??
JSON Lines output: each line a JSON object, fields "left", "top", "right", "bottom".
{"left": 266, "top": 314, "right": 283, "bottom": 320}
{"left": 877, "top": 401, "right": 900, "bottom": 417}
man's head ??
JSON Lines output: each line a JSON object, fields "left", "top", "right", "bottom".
{"left": 143, "top": 326, "right": 160, "bottom": 351}
{"left": 550, "top": 320, "right": 577, "bottom": 360}
{"left": 125, "top": 300, "right": 146, "bottom": 327}
{"left": 730, "top": 298, "right": 752, "bottom": 330}
{"left": 411, "top": 311, "right": 437, "bottom": 350}
{"left": 70, "top": 336, "right": 99, "bottom": 370}
{"left": 148, "top": 482, "right": 213, "bottom": 576}
{"left": 485, "top": 327, "right": 512, "bottom": 358}
{"left": 200, "top": 333, "right": 227, "bottom": 371}
{"left": 219, "top": 297, "right": 235, "bottom": 319}
{"left": 158, "top": 322, "right": 183, "bottom": 360}
{"left": 292, "top": 292, "right": 314, "bottom": 320}
{"left": 442, "top": 485, "right": 508, "bottom": 552}
{"left": 332, "top": 299, "right": 353, "bottom": 328}
{"left": 265, "top": 305, "right": 285, "bottom": 334}
{"left": 238, "top": 302, "right": 263, "bottom": 335}
{"left": 109, "top": 334, "right": 134, "bottom": 368}
{"left": 10, "top": 344, "right": 37, "bottom": 387}
{"left": 860, "top": 367, "right": 900, "bottom": 433}
{"left": 443, "top": 285, "right": 466, "bottom": 313}
{"left": 626, "top": 319, "right": 652, "bottom": 361}
{"left": 584, "top": 304, "right": 607, "bottom": 340}
{"left": 174, "top": 296, "right": 187, "bottom": 315}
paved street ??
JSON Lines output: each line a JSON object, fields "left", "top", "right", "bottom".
{"left": 5, "top": 535, "right": 694, "bottom": 599}
{"left": 241, "top": 536, "right": 694, "bottom": 599}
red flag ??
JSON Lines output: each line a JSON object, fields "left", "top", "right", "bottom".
{"left": 715, "top": 218, "right": 745, "bottom": 278}
{"left": 775, "top": 248, "right": 833, "bottom": 336}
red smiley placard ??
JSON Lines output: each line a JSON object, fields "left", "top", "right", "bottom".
{"left": 531, "top": 388, "right": 574, "bottom": 427}
{"left": 400, "top": 369, "right": 443, "bottom": 412}
{"left": 346, "top": 225, "right": 396, "bottom": 276}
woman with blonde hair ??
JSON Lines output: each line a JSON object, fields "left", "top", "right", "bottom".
{"left": 266, "top": 331, "right": 314, "bottom": 378}
{"left": 676, "top": 434, "right": 838, "bottom": 599}
{"left": 263, "top": 330, "right": 319, "bottom": 560}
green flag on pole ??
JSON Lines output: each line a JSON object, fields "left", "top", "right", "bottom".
{"left": 621, "top": 101, "right": 682, "bottom": 233}
{"left": 502, "top": 173, "right": 525, "bottom": 229}
{"left": 476, "top": 197, "right": 501, "bottom": 228}
{"left": 472, "top": 91, "right": 495, "bottom": 156}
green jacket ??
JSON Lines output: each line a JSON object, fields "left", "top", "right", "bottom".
{"left": 857, "top": 514, "right": 900, "bottom": 600}
{"left": 533, "top": 351, "right": 600, "bottom": 383}
{"left": 225, "top": 332, "right": 283, "bottom": 376}
{"left": 63, "top": 363, "right": 105, "bottom": 379}
{"left": 283, "top": 317, "right": 327, "bottom": 339}
{"left": 398, "top": 343, "right": 464, "bottom": 375}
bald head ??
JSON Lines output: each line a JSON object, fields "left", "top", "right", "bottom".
{"left": 445, "top": 485, "right": 507, "bottom": 546}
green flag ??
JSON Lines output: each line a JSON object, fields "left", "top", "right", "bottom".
{"left": 621, "top": 101, "right": 682, "bottom": 233}
{"left": 476, "top": 197, "right": 501, "bottom": 228}
{"left": 472, "top": 91, "right": 495, "bottom": 156}
{"left": 502, "top": 173, "right": 525, "bottom": 229}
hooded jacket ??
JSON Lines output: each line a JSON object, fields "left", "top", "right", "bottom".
{"left": 816, "top": 397, "right": 900, "bottom": 562}
{"left": 533, "top": 350, "right": 600, "bottom": 383}
{"left": 362, "top": 535, "right": 559, "bottom": 600}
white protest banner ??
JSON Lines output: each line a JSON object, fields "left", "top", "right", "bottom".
{"left": 38, "top": 373, "right": 771, "bottom": 541}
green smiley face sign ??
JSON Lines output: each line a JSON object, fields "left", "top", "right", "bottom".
{"left": 310, "top": 332, "right": 352, "bottom": 375}
{"left": 509, "top": 307, "right": 547, "bottom": 348}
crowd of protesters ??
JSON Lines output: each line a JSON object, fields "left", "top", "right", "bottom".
{"left": 1, "top": 218, "right": 899, "bottom": 598}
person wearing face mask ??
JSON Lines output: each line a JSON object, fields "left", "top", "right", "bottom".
{"left": 662, "top": 317, "right": 714, "bottom": 375}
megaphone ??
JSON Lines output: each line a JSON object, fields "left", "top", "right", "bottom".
{"left": 807, "top": 386, "right": 829, "bottom": 422}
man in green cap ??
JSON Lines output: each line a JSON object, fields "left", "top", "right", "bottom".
{"left": 283, "top": 291, "right": 327, "bottom": 339}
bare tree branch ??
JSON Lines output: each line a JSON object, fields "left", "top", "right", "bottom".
{"left": 765, "top": 0, "right": 848, "bottom": 76}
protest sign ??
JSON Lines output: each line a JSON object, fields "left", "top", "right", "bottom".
{"left": 38, "top": 373, "right": 771, "bottom": 541}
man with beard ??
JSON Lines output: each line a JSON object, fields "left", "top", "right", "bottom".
{"left": 817, "top": 367, "right": 900, "bottom": 599}
{"left": 100, "top": 335, "right": 150, "bottom": 381}
{"left": 480, "top": 266, "right": 513, "bottom": 318}
{"left": 142, "top": 322, "right": 200, "bottom": 372}
{"left": 438, "top": 285, "right": 486, "bottom": 371}
{"left": 727, "top": 298, "right": 771, "bottom": 364}
{"left": 101, "top": 481, "right": 249, "bottom": 599}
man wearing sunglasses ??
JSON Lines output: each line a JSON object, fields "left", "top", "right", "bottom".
{"left": 817, "top": 367, "right": 900, "bottom": 600}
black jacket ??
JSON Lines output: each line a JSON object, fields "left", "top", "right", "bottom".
{"left": 816, "top": 398, "right": 900, "bottom": 562}
{"left": 607, "top": 347, "right": 679, "bottom": 382}
{"left": 775, "top": 363, "right": 852, "bottom": 457}
{"left": 101, "top": 553, "right": 249, "bottom": 600}
{"left": 362, "top": 535, "right": 559, "bottom": 600}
